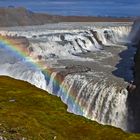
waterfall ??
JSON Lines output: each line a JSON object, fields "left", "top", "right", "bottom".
{"left": 0, "top": 25, "right": 132, "bottom": 60}
{"left": 47, "top": 73, "right": 128, "bottom": 130}
{"left": 47, "top": 72, "right": 57, "bottom": 94}
{"left": 0, "top": 23, "right": 134, "bottom": 131}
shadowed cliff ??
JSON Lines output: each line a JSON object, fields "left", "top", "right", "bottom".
{"left": 127, "top": 41, "right": 140, "bottom": 132}
{"left": 127, "top": 19, "right": 140, "bottom": 133}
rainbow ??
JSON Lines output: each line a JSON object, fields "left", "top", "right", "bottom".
{"left": 0, "top": 35, "right": 84, "bottom": 115}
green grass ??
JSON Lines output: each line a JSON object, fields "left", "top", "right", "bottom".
{"left": 0, "top": 76, "right": 139, "bottom": 140}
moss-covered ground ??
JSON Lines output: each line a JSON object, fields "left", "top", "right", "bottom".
{"left": 0, "top": 76, "right": 139, "bottom": 140}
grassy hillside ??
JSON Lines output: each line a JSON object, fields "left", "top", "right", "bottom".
{"left": 0, "top": 76, "right": 139, "bottom": 140}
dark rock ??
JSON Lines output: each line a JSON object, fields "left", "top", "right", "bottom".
{"left": 60, "top": 35, "right": 65, "bottom": 41}
{"left": 8, "top": 129, "right": 17, "bottom": 134}
{"left": 127, "top": 24, "right": 140, "bottom": 132}
{"left": 58, "top": 65, "right": 91, "bottom": 77}
{"left": 90, "top": 30, "right": 103, "bottom": 45}
{"left": 38, "top": 55, "right": 42, "bottom": 60}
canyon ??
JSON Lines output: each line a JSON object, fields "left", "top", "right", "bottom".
{"left": 0, "top": 21, "right": 138, "bottom": 132}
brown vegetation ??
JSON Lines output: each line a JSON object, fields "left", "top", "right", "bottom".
{"left": 0, "top": 7, "right": 132, "bottom": 27}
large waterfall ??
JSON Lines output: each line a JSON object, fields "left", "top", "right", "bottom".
{"left": 51, "top": 73, "right": 128, "bottom": 130}
{"left": 0, "top": 22, "right": 135, "bottom": 131}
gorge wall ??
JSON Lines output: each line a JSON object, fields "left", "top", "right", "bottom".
{"left": 127, "top": 19, "right": 140, "bottom": 133}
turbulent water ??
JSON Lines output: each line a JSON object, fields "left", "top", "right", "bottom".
{"left": 55, "top": 74, "right": 128, "bottom": 130}
{"left": 0, "top": 22, "right": 136, "bottom": 131}
{"left": 0, "top": 23, "right": 132, "bottom": 60}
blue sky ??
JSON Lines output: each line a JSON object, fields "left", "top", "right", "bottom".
{"left": 0, "top": 0, "right": 140, "bottom": 17}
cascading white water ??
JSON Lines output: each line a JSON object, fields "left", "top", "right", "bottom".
{"left": 49, "top": 73, "right": 128, "bottom": 130}
{"left": 0, "top": 24, "right": 132, "bottom": 60}
{"left": 46, "top": 72, "right": 57, "bottom": 93}
{"left": 0, "top": 22, "right": 134, "bottom": 131}
{"left": 0, "top": 62, "right": 47, "bottom": 90}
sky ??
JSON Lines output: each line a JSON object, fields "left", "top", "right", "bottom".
{"left": 0, "top": 0, "right": 140, "bottom": 17}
